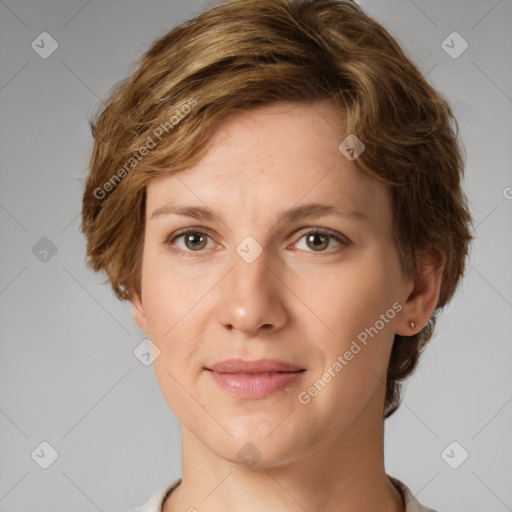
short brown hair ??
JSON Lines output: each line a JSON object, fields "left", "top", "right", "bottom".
{"left": 81, "top": 0, "right": 473, "bottom": 418}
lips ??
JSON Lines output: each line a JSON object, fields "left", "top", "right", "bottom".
{"left": 207, "top": 358, "right": 304, "bottom": 374}
{"left": 206, "top": 358, "right": 305, "bottom": 399}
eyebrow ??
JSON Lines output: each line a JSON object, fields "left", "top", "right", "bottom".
{"left": 150, "top": 202, "right": 367, "bottom": 226}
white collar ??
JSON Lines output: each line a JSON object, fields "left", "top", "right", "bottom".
{"left": 132, "top": 476, "right": 438, "bottom": 512}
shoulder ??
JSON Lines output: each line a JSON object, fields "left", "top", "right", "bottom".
{"left": 130, "top": 478, "right": 182, "bottom": 512}
{"left": 389, "top": 476, "right": 439, "bottom": 512}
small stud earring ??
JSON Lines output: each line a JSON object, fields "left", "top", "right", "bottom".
{"left": 409, "top": 320, "right": 416, "bottom": 329}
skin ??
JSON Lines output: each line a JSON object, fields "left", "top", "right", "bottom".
{"left": 132, "top": 101, "right": 443, "bottom": 512}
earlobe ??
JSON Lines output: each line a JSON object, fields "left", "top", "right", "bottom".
{"left": 395, "top": 246, "right": 445, "bottom": 336}
{"left": 132, "top": 291, "right": 150, "bottom": 335}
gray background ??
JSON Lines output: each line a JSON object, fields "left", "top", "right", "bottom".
{"left": 0, "top": 0, "right": 511, "bottom": 510}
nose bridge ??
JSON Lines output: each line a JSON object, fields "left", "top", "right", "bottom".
{"left": 216, "top": 238, "right": 286, "bottom": 333}
{"left": 231, "top": 237, "right": 275, "bottom": 301}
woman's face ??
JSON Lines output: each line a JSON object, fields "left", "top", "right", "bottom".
{"left": 134, "top": 101, "right": 414, "bottom": 465}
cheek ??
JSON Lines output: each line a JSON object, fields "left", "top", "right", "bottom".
{"left": 307, "top": 253, "right": 401, "bottom": 388}
{"left": 141, "top": 263, "right": 204, "bottom": 421}
{"left": 140, "top": 262, "right": 195, "bottom": 389}
{"left": 317, "top": 257, "right": 398, "bottom": 334}
{"left": 141, "top": 252, "right": 192, "bottom": 334}
{"left": 300, "top": 259, "right": 399, "bottom": 420}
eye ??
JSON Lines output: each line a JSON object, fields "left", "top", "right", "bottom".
{"left": 166, "top": 229, "right": 216, "bottom": 255}
{"left": 293, "top": 229, "right": 350, "bottom": 253}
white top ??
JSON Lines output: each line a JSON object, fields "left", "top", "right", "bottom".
{"left": 131, "top": 476, "right": 438, "bottom": 512}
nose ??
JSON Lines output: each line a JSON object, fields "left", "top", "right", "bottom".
{"left": 215, "top": 242, "right": 288, "bottom": 336}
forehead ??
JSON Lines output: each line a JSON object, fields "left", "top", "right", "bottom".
{"left": 146, "top": 101, "right": 390, "bottom": 224}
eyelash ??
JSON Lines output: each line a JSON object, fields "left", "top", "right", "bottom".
{"left": 165, "top": 227, "right": 351, "bottom": 257}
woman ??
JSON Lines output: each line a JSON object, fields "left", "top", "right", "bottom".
{"left": 81, "top": 1, "right": 472, "bottom": 510}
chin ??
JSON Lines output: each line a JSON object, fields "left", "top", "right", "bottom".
{"left": 209, "top": 425, "right": 310, "bottom": 469}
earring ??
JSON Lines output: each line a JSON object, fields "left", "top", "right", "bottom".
{"left": 409, "top": 320, "right": 416, "bottom": 329}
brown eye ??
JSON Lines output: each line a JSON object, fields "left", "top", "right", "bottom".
{"left": 166, "top": 229, "right": 213, "bottom": 255}
{"left": 294, "top": 229, "right": 349, "bottom": 253}
{"left": 306, "top": 232, "right": 330, "bottom": 251}
{"left": 183, "top": 232, "right": 208, "bottom": 251}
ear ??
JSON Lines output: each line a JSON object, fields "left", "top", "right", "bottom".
{"left": 395, "top": 246, "right": 445, "bottom": 336}
{"left": 132, "top": 290, "right": 150, "bottom": 336}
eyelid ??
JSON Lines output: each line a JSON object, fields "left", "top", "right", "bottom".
{"left": 293, "top": 227, "right": 351, "bottom": 247}
{"left": 167, "top": 226, "right": 216, "bottom": 241}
